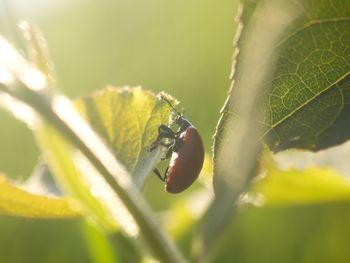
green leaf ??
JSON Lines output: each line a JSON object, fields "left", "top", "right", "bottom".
{"left": 75, "top": 87, "right": 172, "bottom": 188}
{"left": 30, "top": 94, "right": 186, "bottom": 262}
{"left": 252, "top": 155, "right": 350, "bottom": 205}
{"left": 264, "top": 0, "right": 350, "bottom": 151}
{"left": 35, "top": 87, "right": 174, "bottom": 230}
{"left": 207, "top": 1, "right": 350, "bottom": 255}
{"left": 213, "top": 0, "right": 350, "bottom": 193}
{"left": 0, "top": 173, "right": 77, "bottom": 218}
{"left": 34, "top": 93, "right": 186, "bottom": 263}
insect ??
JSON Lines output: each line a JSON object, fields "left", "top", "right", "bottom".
{"left": 148, "top": 95, "right": 204, "bottom": 193}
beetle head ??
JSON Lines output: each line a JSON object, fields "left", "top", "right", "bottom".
{"left": 161, "top": 94, "right": 191, "bottom": 128}
{"left": 174, "top": 114, "right": 184, "bottom": 125}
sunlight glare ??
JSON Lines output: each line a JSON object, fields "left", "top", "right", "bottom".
{"left": 0, "top": 93, "right": 39, "bottom": 129}
{"left": 0, "top": 67, "right": 14, "bottom": 85}
{"left": 51, "top": 95, "right": 133, "bottom": 189}
{"left": 21, "top": 66, "right": 46, "bottom": 91}
{"left": 0, "top": 36, "right": 46, "bottom": 91}
{"left": 75, "top": 152, "right": 139, "bottom": 237}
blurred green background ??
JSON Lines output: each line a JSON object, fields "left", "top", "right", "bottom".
{"left": 1, "top": 1, "right": 350, "bottom": 263}
{"left": 0, "top": 0, "right": 235, "bottom": 179}
{"left": 0, "top": 0, "right": 234, "bottom": 262}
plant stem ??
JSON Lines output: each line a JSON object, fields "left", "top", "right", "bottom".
{"left": 0, "top": 82, "right": 186, "bottom": 263}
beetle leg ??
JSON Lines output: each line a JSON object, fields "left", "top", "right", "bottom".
{"left": 148, "top": 143, "right": 158, "bottom": 152}
{"left": 160, "top": 142, "right": 174, "bottom": 159}
{"left": 174, "top": 120, "right": 191, "bottom": 136}
{"left": 160, "top": 145, "right": 174, "bottom": 160}
{"left": 148, "top": 133, "right": 173, "bottom": 152}
{"left": 158, "top": 124, "right": 174, "bottom": 135}
{"left": 172, "top": 137, "right": 183, "bottom": 152}
{"left": 153, "top": 168, "right": 165, "bottom": 181}
{"left": 148, "top": 125, "right": 176, "bottom": 152}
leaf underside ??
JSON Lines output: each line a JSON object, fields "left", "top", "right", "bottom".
{"left": 265, "top": 17, "right": 350, "bottom": 151}
{"left": 75, "top": 87, "right": 173, "bottom": 188}
{"left": 215, "top": 0, "right": 350, "bottom": 158}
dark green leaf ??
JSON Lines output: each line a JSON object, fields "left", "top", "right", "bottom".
{"left": 265, "top": 1, "right": 350, "bottom": 151}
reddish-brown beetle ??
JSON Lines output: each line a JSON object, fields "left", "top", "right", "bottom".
{"left": 148, "top": 96, "right": 204, "bottom": 193}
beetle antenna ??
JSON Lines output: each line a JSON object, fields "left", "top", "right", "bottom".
{"left": 160, "top": 95, "right": 182, "bottom": 116}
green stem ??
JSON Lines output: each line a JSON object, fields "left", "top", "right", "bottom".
{"left": 0, "top": 83, "right": 186, "bottom": 263}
